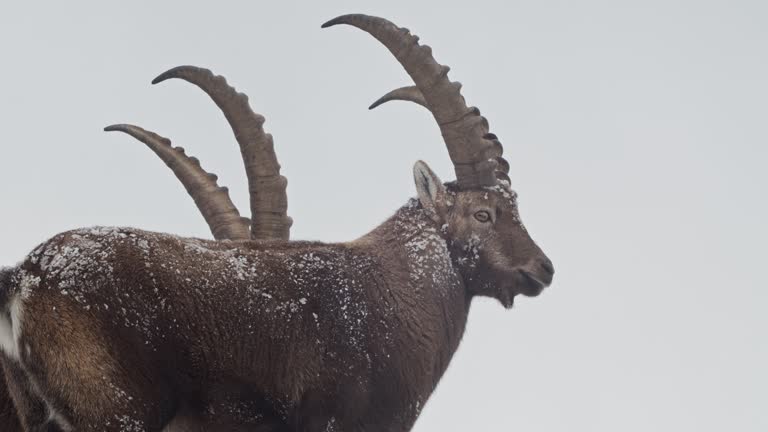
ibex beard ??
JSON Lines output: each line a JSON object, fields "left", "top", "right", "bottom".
{"left": 0, "top": 162, "right": 552, "bottom": 431}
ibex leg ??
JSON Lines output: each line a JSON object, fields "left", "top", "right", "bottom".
{"left": 0, "top": 364, "right": 22, "bottom": 431}
{"left": 3, "top": 357, "right": 61, "bottom": 432}
{"left": 17, "top": 294, "right": 178, "bottom": 432}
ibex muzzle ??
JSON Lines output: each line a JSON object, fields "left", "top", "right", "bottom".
{"left": 0, "top": 14, "right": 554, "bottom": 432}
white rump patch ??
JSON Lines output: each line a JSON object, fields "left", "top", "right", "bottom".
{"left": 0, "top": 271, "right": 39, "bottom": 361}
{"left": 0, "top": 295, "right": 24, "bottom": 361}
{"left": 0, "top": 311, "right": 13, "bottom": 358}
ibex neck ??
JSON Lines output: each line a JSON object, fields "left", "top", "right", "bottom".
{"left": 358, "top": 198, "right": 464, "bottom": 288}
{"left": 355, "top": 199, "right": 470, "bottom": 399}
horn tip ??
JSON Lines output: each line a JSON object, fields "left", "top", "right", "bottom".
{"left": 151, "top": 73, "right": 172, "bottom": 85}
{"left": 321, "top": 17, "right": 342, "bottom": 28}
{"left": 368, "top": 98, "right": 385, "bottom": 110}
{"left": 321, "top": 14, "right": 363, "bottom": 28}
{"left": 152, "top": 65, "right": 194, "bottom": 85}
{"left": 104, "top": 124, "right": 130, "bottom": 133}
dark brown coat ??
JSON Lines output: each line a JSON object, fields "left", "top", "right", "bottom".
{"left": 0, "top": 166, "right": 553, "bottom": 431}
{"left": 0, "top": 373, "right": 22, "bottom": 431}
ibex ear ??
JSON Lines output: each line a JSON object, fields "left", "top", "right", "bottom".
{"left": 413, "top": 161, "right": 448, "bottom": 223}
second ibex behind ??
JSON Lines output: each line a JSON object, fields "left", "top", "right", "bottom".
{"left": 0, "top": 14, "right": 554, "bottom": 432}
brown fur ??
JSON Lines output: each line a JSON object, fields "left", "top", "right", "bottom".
{"left": 0, "top": 168, "right": 553, "bottom": 431}
{"left": 0, "top": 362, "right": 23, "bottom": 431}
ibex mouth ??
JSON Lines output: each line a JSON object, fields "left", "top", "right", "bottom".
{"left": 499, "top": 271, "right": 546, "bottom": 308}
{"left": 519, "top": 271, "right": 548, "bottom": 296}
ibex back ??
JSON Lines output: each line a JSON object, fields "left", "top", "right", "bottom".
{"left": 0, "top": 14, "right": 554, "bottom": 432}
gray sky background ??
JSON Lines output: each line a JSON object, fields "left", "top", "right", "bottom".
{"left": 1, "top": 1, "right": 766, "bottom": 430}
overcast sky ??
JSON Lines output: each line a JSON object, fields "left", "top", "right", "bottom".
{"left": 1, "top": 1, "right": 766, "bottom": 431}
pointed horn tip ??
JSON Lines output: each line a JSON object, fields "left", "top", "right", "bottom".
{"left": 369, "top": 86, "right": 427, "bottom": 110}
{"left": 322, "top": 13, "right": 370, "bottom": 28}
{"left": 320, "top": 19, "right": 338, "bottom": 28}
{"left": 151, "top": 70, "right": 175, "bottom": 85}
{"left": 321, "top": 15, "right": 350, "bottom": 28}
{"left": 104, "top": 124, "right": 133, "bottom": 133}
{"left": 152, "top": 65, "right": 201, "bottom": 85}
{"left": 368, "top": 98, "right": 387, "bottom": 110}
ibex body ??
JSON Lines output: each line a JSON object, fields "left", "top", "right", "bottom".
{"left": 0, "top": 14, "right": 554, "bottom": 432}
{"left": 0, "top": 175, "right": 550, "bottom": 431}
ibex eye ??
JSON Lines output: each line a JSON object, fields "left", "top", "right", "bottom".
{"left": 474, "top": 210, "right": 492, "bottom": 223}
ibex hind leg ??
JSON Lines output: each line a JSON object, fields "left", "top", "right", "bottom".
{"left": 19, "top": 296, "right": 178, "bottom": 432}
{"left": 2, "top": 356, "right": 73, "bottom": 432}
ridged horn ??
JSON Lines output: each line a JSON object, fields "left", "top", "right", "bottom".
{"left": 323, "top": 14, "right": 508, "bottom": 188}
{"left": 153, "top": 66, "right": 292, "bottom": 240}
{"left": 104, "top": 124, "right": 251, "bottom": 240}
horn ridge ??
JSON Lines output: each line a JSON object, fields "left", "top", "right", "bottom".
{"left": 104, "top": 124, "right": 251, "bottom": 241}
{"left": 324, "top": 14, "right": 509, "bottom": 188}
{"left": 152, "top": 65, "right": 291, "bottom": 240}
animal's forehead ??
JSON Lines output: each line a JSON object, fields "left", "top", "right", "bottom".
{"left": 477, "top": 183, "right": 517, "bottom": 205}
{"left": 452, "top": 183, "right": 518, "bottom": 206}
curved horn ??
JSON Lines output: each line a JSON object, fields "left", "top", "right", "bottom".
{"left": 153, "top": 66, "right": 292, "bottom": 240}
{"left": 323, "top": 14, "right": 508, "bottom": 188}
{"left": 368, "top": 85, "right": 427, "bottom": 110}
{"left": 104, "top": 124, "right": 251, "bottom": 240}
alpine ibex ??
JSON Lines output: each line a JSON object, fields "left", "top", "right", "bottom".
{"left": 0, "top": 14, "right": 554, "bottom": 432}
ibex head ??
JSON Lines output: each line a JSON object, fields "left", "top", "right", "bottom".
{"left": 413, "top": 162, "right": 553, "bottom": 308}
{"left": 325, "top": 14, "right": 554, "bottom": 308}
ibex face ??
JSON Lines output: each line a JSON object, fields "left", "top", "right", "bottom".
{"left": 414, "top": 162, "right": 553, "bottom": 308}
